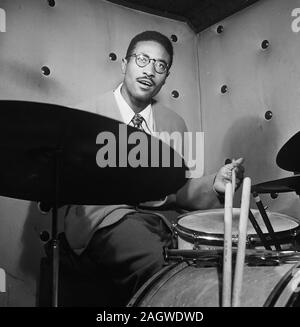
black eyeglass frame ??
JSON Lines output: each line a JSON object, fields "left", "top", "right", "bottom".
{"left": 126, "top": 53, "right": 169, "bottom": 74}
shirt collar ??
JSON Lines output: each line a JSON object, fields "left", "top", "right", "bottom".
{"left": 113, "top": 83, "right": 152, "bottom": 127}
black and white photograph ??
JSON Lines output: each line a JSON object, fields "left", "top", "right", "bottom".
{"left": 0, "top": 0, "right": 300, "bottom": 320}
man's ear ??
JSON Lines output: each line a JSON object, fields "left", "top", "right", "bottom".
{"left": 162, "top": 71, "right": 170, "bottom": 85}
{"left": 121, "top": 58, "right": 127, "bottom": 74}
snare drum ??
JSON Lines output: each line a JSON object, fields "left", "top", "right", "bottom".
{"left": 174, "top": 208, "right": 300, "bottom": 250}
{"left": 128, "top": 260, "right": 300, "bottom": 307}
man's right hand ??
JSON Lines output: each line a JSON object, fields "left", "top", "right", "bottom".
{"left": 213, "top": 158, "right": 245, "bottom": 195}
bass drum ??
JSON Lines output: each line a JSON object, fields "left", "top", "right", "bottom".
{"left": 128, "top": 261, "right": 300, "bottom": 307}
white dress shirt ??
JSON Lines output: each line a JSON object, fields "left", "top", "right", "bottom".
{"left": 113, "top": 83, "right": 155, "bottom": 135}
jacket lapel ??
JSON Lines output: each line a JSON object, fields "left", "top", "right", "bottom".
{"left": 96, "top": 91, "right": 123, "bottom": 122}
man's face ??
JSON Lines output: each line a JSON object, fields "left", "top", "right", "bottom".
{"left": 121, "top": 40, "right": 170, "bottom": 107}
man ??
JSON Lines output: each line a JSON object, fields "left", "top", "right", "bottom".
{"left": 63, "top": 31, "right": 244, "bottom": 306}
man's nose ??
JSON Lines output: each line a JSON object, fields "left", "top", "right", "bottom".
{"left": 142, "top": 61, "right": 156, "bottom": 76}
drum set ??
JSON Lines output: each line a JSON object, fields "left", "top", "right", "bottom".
{"left": 128, "top": 133, "right": 300, "bottom": 307}
{"left": 1, "top": 100, "right": 300, "bottom": 307}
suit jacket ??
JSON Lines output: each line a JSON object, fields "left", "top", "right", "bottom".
{"left": 77, "top": 90, "right": 188, "bottom": 137}
{"left": 64, "top": 90, "right": 189, "bottom": 251}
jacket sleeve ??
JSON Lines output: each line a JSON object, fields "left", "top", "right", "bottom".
{"left": 175, "top": 173, "right": 223, "bottom": 210}
{"left": 156, "top": 111, "right": 223, "bottom": 211}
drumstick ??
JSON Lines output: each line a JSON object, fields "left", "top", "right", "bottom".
{"left": 232, "top": 177, "right": 251, "bottom": 307}
{"left": 253, "top": 192, "right": 282, "bottom": 251}
{"left": 232, "top": 168, "right": 236, "bottom": 197}
{"left": 0, "top": 268, "right": 5, "bottom": 292}
{"left": 224, "top": 158, "right": 236, "bottom": 196}
{"left": 222, "top": 182, "right": 233, "bottom": 307}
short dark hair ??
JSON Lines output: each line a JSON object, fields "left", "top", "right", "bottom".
{"left": 125, "top": 31, "right": 174, "bottom": 69}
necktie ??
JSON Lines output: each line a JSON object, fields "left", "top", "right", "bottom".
{"left": 131, "top": 113, "right": 145, "bottom": 131}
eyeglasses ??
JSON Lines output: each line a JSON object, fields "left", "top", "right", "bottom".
{"left": 127, "top": 53, "right": 169, "bottom": 74}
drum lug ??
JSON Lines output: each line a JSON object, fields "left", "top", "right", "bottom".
{"left": 192, "top": 233, "right": 201, "bottom": 250}
{"left": 172, "top": 223, "right": 177, "bottom": 234}
{"left": 232, "top": 234, "right": 239, "bottom": 245}
{"left": 291, "top": 230, "right": 298, "bottom": 237}
{"left": 246, "top": 235, "right": 256, "bottom": 248}
{"left": 171, "top": 223, "right": 178, "bottom": 248}
{"left": 231, "top": 234, "right": 255, "bottom": 248}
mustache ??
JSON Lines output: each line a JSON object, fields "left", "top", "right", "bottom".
{"left": 136, "top": 76, "right": 155, "bottom": 86}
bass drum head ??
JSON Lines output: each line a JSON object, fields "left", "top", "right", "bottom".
{"left": 128, "top": 261, "right": 299, "bottom": 307}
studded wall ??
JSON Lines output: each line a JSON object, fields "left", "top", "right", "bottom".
{"left": 0, "top": 0, "right": 201, "bottom": 306}
{"left": 198, "top": 0, "right": 300, "bottom": 218}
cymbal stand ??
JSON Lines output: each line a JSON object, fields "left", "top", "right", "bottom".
{"left": 248, "top": 209, "right": 271, "bottom": 250}
{"left": 252, "top": 192, "right": 281, "bottom": 251}
{"left": 50, "top": 147, "right": 62, "bottom": 307}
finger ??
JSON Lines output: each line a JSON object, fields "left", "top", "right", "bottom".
{"left": 232, "top": 157, "right": 244, "bottom": 166}
{"left": 225, "top": 158, "right": 244, "bottom": 166}
{"left": 225, "top": 163, "right": 241, "bottom": 174}
{"left": 223, "top": 178, "right": 232, "bottom": 186}
{"left": 223, "top": 171, "right": 232, "bottom": 180}
{"left": 224, "top": 163, "right": 235, "bottom": 171}
{"left": 224, "top": 172, "right": 233, "bottom": 181}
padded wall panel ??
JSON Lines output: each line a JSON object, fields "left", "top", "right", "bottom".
{"left": 0, "top": 0, "right": 200, "bottom": 306}
{"left": 198, "top": 0, "right": 300, "bottom": 217}
{"left": 0, "top": 0, "right": 201, "bottom": 131}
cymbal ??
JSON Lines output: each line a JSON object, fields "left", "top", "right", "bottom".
{"left": 0, "top": 100, "right": 187, "bottom": 205}
{"left": 251, "top": 175, "right": 300, "bottom": 194}
{"left": 276, "top": 131, "right": 300, "bottom": 172}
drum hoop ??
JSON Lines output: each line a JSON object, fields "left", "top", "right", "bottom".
{"left": 175, "top": 210, "right": 300, "bottom": 247}
{"left": 127, "top": 261, "right": 186, "bottom": 307}
{"left": 176, "top": 223, "right": 300, "bottom": 247}
{"left": 263, "top": 260, "right": 300, "bottom": 307}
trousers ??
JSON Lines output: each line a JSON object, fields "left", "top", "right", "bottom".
{"left": 79, "top": 211, "right": 174, "bottom": 306}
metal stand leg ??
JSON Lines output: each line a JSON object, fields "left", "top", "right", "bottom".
{"left": 253, "top": 192, "right": 281, "bottom": 251}
{"left": 248, "top": 209, "right": 272, "bottom": 250}
{"left": 51, "top": 207, "right": 59, "bottom": 307}
{"left": 51, "top": 148, "right": 62, "bottom": 307}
